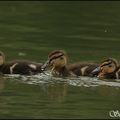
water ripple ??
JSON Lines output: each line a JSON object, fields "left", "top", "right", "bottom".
{"left": 3, "top": 72, "right": 120, "bottom": 88}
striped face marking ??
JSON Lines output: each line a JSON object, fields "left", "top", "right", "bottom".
{"left": 49, "top": 53, "right": 64, "bottom": 62}
{"left": 48, "top": 50, "right": 67, "bottom": 69}
{"left": 98, "top": 59, "right": 117, "bottom": 78}
{"left": 100, "top": 61, "right": 113, "bottom": 67}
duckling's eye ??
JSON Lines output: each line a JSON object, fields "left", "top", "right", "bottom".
{"left": 108, "top": 64, "right": 112, "bottom": 67}
{"left": 60, "top": 56, "right": 64, "bottom": 60}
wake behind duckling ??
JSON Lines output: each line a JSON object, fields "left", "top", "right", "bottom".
{"left": 2, "top": 72, "right": 120, "bottom": 88}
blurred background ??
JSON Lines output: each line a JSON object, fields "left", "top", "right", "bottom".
{"left": 0, "top": 1, "right": 120, "bottom": 64}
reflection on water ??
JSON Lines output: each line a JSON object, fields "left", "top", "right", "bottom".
{"left": 3, "top": 73, "right": 120, "bottom": 99}
{"left": 0, "top": 73, "right": 120, "bottom": 119}
{"left": 46, "top": 80, "right": 68, "bottom": 102}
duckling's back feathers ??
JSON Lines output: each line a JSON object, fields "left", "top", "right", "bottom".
{"left": 68, "top": 63, "right": 99, "bottom": 76}
{"left": 0, "top": 60, "right": 43, "bottom": 75}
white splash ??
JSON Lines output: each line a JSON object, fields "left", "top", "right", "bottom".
{"left": 3, "top": 72, "right": 120, "bottom": 88}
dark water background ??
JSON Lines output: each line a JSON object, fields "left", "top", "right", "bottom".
{"left": 0, "top": 1, "right": 120, "bottom": 119}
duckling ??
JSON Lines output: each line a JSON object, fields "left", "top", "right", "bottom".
{"left": 42, "top": 50, "right": 99, "bottom": 77}
{"left": 91, "top": 58, "right": 120, "bottom": 79}
{"left": 0, "top": 51, "right": 44, "bottom": 75}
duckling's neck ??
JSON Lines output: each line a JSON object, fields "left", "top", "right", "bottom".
{"left": 53, "top": 66, "right": 71, "bottom": 77}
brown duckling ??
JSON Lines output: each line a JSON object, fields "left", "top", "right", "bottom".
{"left": 91, "top": 58, "right": 120, "bottom": 79}
{"left": 42, "top": 50, "right": 99, "bottom": 77}
{"left": 0, "top": 51, "right": 44, "bottom": 75}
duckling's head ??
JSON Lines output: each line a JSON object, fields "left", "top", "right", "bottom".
{"left": 92, "top": 58, "right": 118, "bottom": 79}
{"left": 48, "top": 50, "right": 67, "bottom": 69}
{"left": 42, "top": 50, "right": 67, "bottom": 71}
{"left": 0, "top": 51, "right": 5, "bottom": 66}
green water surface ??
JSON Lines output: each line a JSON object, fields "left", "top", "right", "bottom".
{"left": 0, "top": 1, "right": 120, "bottom": 119}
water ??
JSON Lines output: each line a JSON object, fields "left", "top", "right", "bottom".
{"left": 0, "top": 1, "right": 120, "bottom": 119}
{"left": 0, "top": 73, "right": 120, "bottom": 119}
